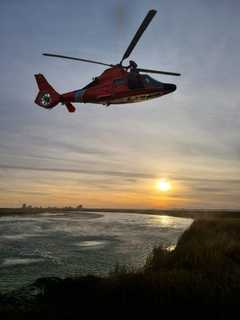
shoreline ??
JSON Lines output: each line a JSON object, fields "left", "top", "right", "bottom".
{"left": 0, "top": 207, "right": 240, "bottom": 220}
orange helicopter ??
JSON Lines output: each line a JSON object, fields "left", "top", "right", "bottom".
{"left": 35, "top": 10, "right": 181, "bottom": 112}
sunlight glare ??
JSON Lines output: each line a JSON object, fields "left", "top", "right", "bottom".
{"left": 157, "top": 179, "right": 172, "bottom": 192}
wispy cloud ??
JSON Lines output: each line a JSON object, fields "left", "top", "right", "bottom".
{"left": 1, "top": 164, "right": 240, "bottom": 186}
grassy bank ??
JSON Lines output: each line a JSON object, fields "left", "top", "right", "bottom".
{"left": 1, "top": 217, "right": 240, "bottom": 318}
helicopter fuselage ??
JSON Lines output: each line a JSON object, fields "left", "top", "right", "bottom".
{"left": 61, "top": 66, "right": 176, "bottom": 106}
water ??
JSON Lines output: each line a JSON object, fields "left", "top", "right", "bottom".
{"left": 0, "top": 211, "right": 192, "bottom": 293}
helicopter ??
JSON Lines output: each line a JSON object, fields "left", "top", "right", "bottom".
{"left": 34, "top": 9, "right": 181, "bottom": 113}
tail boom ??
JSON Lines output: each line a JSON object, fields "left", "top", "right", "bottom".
{"left": 34, "top": 74, "right": 76, "bottom": 112}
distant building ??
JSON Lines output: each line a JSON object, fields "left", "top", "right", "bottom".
{"left": 22, "top": 204, "right": 26, "bottom": 209}
{"left": 77, "top": 205, "right": 83, "bottom": 209}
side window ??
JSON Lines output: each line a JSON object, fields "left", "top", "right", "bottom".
{"left": 144, "top": 76, "right": 151, "bottom": 84}
{"left": 113, "top": 78, "right": 126, "bottom": 85}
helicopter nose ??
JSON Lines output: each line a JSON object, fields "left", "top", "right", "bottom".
{"left": 164, "top": 83, "right": 176, "bottom": 92}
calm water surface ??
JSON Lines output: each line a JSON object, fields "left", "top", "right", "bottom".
{"left": 0, "top": 211, "right": 192, "bottom": 292}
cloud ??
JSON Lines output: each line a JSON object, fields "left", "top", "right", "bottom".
{"left": 0, "top": 163, "right": 153, "bottom": 179}
{"left": 31, "top": 136, "right": 114, "bottom": 156}
{"left": 1, "top": 189, "right": 49, "bottom": 196}
{"left": 1, "top": 163, "right": 240, "bottom": 186}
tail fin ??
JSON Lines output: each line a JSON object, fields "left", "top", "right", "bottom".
{"left": 34, "top": 74, "right": 76, "bottom": 112}
{"left": 34, "top": 74, "right": 60, "bottom": 109}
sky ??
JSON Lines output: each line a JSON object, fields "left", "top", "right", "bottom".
{"left": 0, "top": 0, "right": 239, "bottom": 209}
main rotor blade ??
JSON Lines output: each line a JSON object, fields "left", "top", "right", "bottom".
{"left": 137, "top": 68, "right": 181, "bottom": 76}
{"left": 43, "top": 53, "right": 113, "bottom": 67}
{"left": 120, "top": 9, "right": 157, "bottom": 64}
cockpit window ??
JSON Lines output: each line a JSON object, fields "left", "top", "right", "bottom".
{"left": 144, "top": 76, "right": 151, "bottom": 84}
{"left": 143, "top": 75, "right": 163, "bottom": 87}
{"left": 127, "top": 73, "right": 144, "bottom": 89}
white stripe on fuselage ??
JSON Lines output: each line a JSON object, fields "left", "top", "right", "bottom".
{"left": 104, "top": 92, "right": 162, "bottom": 105}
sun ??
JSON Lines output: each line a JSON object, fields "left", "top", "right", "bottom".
{"left": 156, "top": 179, "right": 172, "bottom": 192}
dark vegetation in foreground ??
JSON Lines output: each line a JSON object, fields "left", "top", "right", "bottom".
{"left": 1, "top": 217, "right": 240, "bottom": 318}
